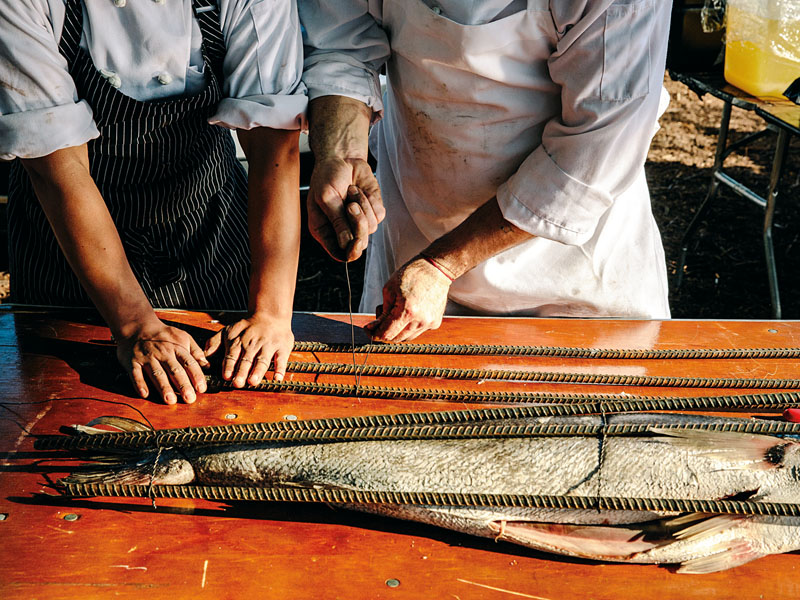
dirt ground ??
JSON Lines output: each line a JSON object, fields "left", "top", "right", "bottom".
{"left": 293, "top": 74, "right": 800, "bottom": 319}
{"left": 2, "top": 75, "right": 798, "bottom": 319}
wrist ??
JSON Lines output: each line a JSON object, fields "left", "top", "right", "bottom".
{"left": 111, "top": 311, "right": 163, "bottom": 342}
{"left": 417, "top": 252, "right": 457, "bottom": 282}
{"left": 308, "top": 96, "right": 371, "bottom": 162}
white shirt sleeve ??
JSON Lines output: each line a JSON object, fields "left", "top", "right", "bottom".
{"left": 0, "top": 0, "right": 307, "bottom": 161}
{"left": 496, "top": 0, "right": 671, "bottom": 246}
{"left": 212, "top": 0, "right": 308, "bottom": 131}
{"left": 298, "top": 0, "right": 389, "bottom": 116}
{"left": 0, "top": 0, "right": 99, "bottom": 160}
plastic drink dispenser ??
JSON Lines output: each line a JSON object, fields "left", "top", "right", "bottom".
{"left": 724, "top": 0, "right": 800, "bottom": 98}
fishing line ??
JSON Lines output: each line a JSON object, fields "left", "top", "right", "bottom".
{"left": 344, "top": 260, "right": 359, "bottom": 395}
{"left": 344, "top": 260, "right": 372, "bottom": 396}
{"left": 0, "top": 397, "right": 155, "bottom": 431}
{"left": 597, "top": 406, "right": 608, "bottom": 513}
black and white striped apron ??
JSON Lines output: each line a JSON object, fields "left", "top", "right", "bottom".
{"left": 8, "top": 0, "right": 250, "bottom": 310}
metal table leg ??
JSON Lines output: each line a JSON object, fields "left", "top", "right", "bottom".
{"left": 677, "top": 101, "right": 733, "bottom": 288}
{"left": 764, "top": 128, "right": 790, "bottom": 319}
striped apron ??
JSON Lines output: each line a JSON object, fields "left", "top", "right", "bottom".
{"left": 8, "top": 0, "right": 250, "bottom": 310}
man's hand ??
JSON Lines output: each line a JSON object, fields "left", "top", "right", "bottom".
{"left": 307, "top": 95, "right": 383, "bottom": 262}
{"left": 364, "top": 256, "right": 452, "bottom": 342}
{"left": 307, "top": 157, "right": 383, "bottom": 262}
{"left": 204, "top": 313, "right": 294, "bottom": 388}
{"left": 116, "top": 321, "right": 210, "bottom": 405}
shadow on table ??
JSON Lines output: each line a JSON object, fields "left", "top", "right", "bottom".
{"left": 5, "top": 490, "right": 632, "bottom": 569}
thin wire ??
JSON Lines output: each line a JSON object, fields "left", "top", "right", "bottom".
{"left": 344, "top": 261, "right": 359, "bottom": 396}
{"left": 0, "top": 397, "right": 155, "bottom": 431}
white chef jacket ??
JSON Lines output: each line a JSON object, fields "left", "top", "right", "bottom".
{"left": 300, "top": 0, "right": 672, "bottom": 319}
{"left": 0, "top": 0, "right": 307, "bottom": 160}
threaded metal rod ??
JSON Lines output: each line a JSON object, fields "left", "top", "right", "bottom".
{"left": 61, "top": 483, "right": 800, "bottom": 517}
{"left": 292, "top": 341, "right": 800, "bottom": 360}
{"left": 283, "top": 361, "right": 800, "bottom": 389}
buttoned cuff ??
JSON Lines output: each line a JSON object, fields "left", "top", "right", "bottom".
{"left": 0, "top": 101, "right": 99, "bottom": 160}
{"left": 303, "top": 58, "right": 383, "bottom": 121}
{"left": 210, "top": 93, "right": 308, "bottom": 131}
{"left": 496, "top": 145, "right": 613, "bottom": 246}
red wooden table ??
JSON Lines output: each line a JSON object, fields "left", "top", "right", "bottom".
{"left": 1, "top": 307, "right": 799, "bottom": 599}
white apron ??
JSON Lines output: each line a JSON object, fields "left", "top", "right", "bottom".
{"left": 360, "top": 0, "right": 670, "bottom": 319}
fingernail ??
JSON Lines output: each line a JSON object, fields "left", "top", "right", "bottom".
{"left": 139, "top": 387, "right": 148, "bottom": 398}
{"left": 165, "top": 393, "right": 177, "bottom": 405}
{"left": 348, "top": 203, "right": 361, "bottom": 215}
{"left": 184, "top": 393, "right": 196, "bottom": 404}
{"left": 199, "top": 381, "right": 207, "bottom": 393}
{"left": 347, "top": 185, "right": 359, "bottom": 197}
{"left": 274, "top": 372, "right": 284, "bottom": 382}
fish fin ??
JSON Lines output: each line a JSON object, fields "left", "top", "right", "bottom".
{"left": 67, "top": 416, "right": 152, "bottom": 436}
{"left": 669, "top": 514, "right": 745, "bottom": 541}
{"left": 490, "top": 521, "right": 662, "bottom": 559}
{"left": 60, "top": 464, "right": 154, "bottom": 486}
{"left": 652, "top": 428, "right": 795, "bottom": 470}
{"left": 60, "top": 448, "right": 190, "bottom": 486}
{"left": 85, "top": 416, "right": 153, "bottom": 432}
{"left": 677, "top": 541, "right": 765, "bottom": 574}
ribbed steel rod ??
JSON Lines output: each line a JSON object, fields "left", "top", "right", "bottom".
{"left": 61, "top": 483, "right": 800, "bottom": 517}
{"left": 292, "top": 341, "right": 800, "bottom": 360}
{"left": 284, "top": 361, "right": 800, "bottom": 389}
{"left": 212, "top": 377, "right": 800, "bottom": 406}
{"left": 35, "top": 418, "right": 800, "bottom": 451}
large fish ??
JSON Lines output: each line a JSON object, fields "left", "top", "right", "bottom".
{"left": 61, "top": 413, "right": 800, "bottom": 573}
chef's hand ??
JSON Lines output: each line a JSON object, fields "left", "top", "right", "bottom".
{"left": 204, "top": 313, "right": 294, "bottom": 387}
{"left": 364, "top": 256, "right": 452, "bottom": 342}
{"left": 307, "top": 157, "right": 383, "bottom": 262}
{"left": 116, "top": 321, "right": 210, "bottom": 405}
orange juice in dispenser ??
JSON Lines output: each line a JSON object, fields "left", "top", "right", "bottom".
{"left": 724, "top": 0, "right": 800, "bottom": 98}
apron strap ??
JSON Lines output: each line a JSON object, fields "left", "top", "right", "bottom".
{"left": 57, "top": 0, "right": 84, "bottom": 66}
{"left": 191, "top": 0, "right": 226, "bottom": 84}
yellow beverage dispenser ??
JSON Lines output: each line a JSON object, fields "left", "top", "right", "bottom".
{"left": 724, "top": 0, "right": 800, "bottom": 99}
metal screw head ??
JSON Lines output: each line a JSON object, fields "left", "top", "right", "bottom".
{"left": 283, "top": 414, "right": 297, "bottom": 421}
{"left": 63, "top": 513, "right": 79, "bottom": 522}
{"left": 225, "top": 413, "right": 238, "bottom": 420}
{"left": 385, "top": 579, "right": 400, "bottom": 588}
{"left": 0, "top": 513, "right": 7, "bottom": 521}
{"left": 768, "top": 329, "right": 778, "bottom": 333}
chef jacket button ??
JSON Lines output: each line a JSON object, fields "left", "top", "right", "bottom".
{"left": 152, "top": 0, "right": 166, "bottom": 4}
{"left": 113, "top": 0, "right": 126, "bottom": 6}
{"left": 156, "top": 72, "right": 173, "bottom": 85}
{"left": 99, "top": 69, "right": 122, "bottom": 89}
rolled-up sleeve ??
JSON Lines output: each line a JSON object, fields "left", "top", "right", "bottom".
{"left": 0, "top": 0, "right": 99, "bottom": 160}
{"left": 298, "top": 0, "right": 389, "bottom": 116}
{"left": 212, "top": 0, "right": 307, "bottom": 131}
{"left": 496, "top": 0, "right": 671, "bottom": 246}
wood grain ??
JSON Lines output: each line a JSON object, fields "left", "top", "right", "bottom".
{"left": 1, "top": 307, "right": 798, "bottom": 599}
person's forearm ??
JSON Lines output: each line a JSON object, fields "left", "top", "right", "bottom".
{"left": 308, "top": 95, "right": 372, "bottom": 161}
{"left": 21, "top": 146, "right": 159, "bottom": 338}
{"left": 238, "top": 127, "right": 301, "bottom": 317}
{"left": 421, "top": 198, "right": 534, "bottom": 280}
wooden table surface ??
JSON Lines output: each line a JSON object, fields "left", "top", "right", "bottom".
{"left": 1, "top": 307, "right": 799, "bottom": 599}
